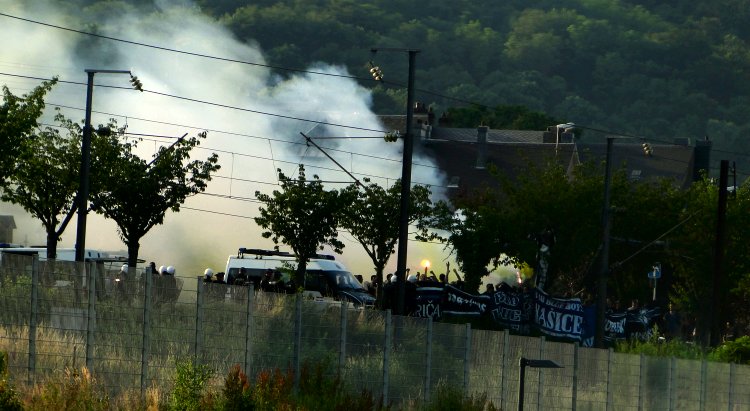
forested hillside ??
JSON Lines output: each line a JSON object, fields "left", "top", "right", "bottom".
{"left": 76, "top": 0, "right": 750, "bottom": 176}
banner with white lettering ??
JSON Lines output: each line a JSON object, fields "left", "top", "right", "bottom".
{"left": 487, "top": 283, "right": 526, "bottom": 331}
{"left": 604, "top": 312, "right": 627, "bottom": 343}
{"left": 442, "top": 284, "right": 490, "bottom": 316}
{"left": 412, "top": 284, "right": 445, "bottom": 320}
{"left": 533, "top": 288, "right": 586, "bottom": 341}
{"left": 626, "top": 307, "right": 662, "bottom": 341}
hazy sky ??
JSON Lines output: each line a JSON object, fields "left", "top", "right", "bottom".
{"left": 0, "top": 0, "right": 465, "bottom": 282}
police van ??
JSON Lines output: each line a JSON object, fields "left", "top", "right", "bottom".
{"left": 225, "top": 248, "right": 375, "bottom": 307}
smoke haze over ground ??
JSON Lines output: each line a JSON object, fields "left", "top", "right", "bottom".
{"left": 0, "top": 0, "right": 453, "bottom": 283}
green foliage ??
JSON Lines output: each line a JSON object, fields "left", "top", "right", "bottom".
{"left": 615, "top": 331, "right": 706, "bottom": 360}
{"left": 339, "top": 179, "right": 434, "bottom": 282}
{"left": 26, "top": 367, "right": 110, "bottom": 411}
{"left": 423, "top": 382, "right": 498, "bottom": 411}
{"left": 250, "top": 367, "right": 294, "bottom": 410}
{"left": 89, "top": 127, "right": 220, "bottom": 267}
{"left": 710, "top": 336, "right": 750, "bottom": 365}
{"left": 254, "top": 165, "right": 345, "bottom": 284}
{"left": 0, "top": 101, "right": 81, "bottom": 259}
{"left": 170, "top": 360, "right": 215, "bottom": 411}
{"left": 0, "top": 352, "right": 22, "bottom": 411}
{"left": 223, "top": 362, "right": 388, "bottom": 411}
{"left": 446, "top": 104, "right": 562, "bottom": 130}
{"left": 0, "top": 79, "right": 56, "bottom": 184}
{"left": 222, "top": 364, "right": 251, "bottom": 411}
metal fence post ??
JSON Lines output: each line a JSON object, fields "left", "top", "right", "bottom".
{"left": 668, "top": 356, "right": 676, "bottom": 411}
{"left": 572, "top": 343, "right": 578, "bottom": 411}
{"left": 700, "top": 359, "right": 707, "bottom": 411}
{"left": 638, "top": 353, "right": 645, "bottom": 411}
{"left": 140, "top": 270, "right": 153, "bottom": 395}
{"left": 27, "top": 255, "right": 39, "bottom": 385}
{"left": 85, "top": 261, "right": 96, "bottom": 371}
{"left": 194, "top": 277, "right": 204, "bottom": 364}
{"left": 728, "top": 362, "right": 734, "bottom": 411}
{"left": 424, "top": 317, "right": 433, "bottom": 402}
{"left": 606, "top": 348, "right": 614, "bottom": 411}
{"left": 501, "top": 328, "right": 510, "bottom": 408}
{"left": 383, "top": 309, "right": 392, "bottom": 405}
{"left": 537, "top": 336, "right": 546, "bottom": 410}
{"left": 293, "top": 293, "right": 302, "bottom": 393}
{"left": 245, "top": 284, "right": 254, "bottom": 375}
{"left": 463, "top": 323, "right": 471, "bottom": 397}
{"left": 339, "top": 301, "right": 348, "bottom": 376}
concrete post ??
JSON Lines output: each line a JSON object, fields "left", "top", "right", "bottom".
{"left": 85, "top": 262, "right": 96, "bottom": 371}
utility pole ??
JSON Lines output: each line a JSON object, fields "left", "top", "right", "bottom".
{"left": 75, "top": 70, "right": 96, "bottom": 262}
{"left": 595, "top": 137, "right": 614, "bottom": 348}
{"left": 75, "top": 69, "right": 139, "bottom": 262}
{"left": 371, "top": 48, "right": 418, "bottom": 315}
{"left": 708, "top": 160, "right": 729, "bottom": 346}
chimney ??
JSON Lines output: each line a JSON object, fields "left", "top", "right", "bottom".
{"left": 543, "top": 126, "right": 556, "bottom": 143}
{"left": 476, "top": 126, "right": 488, "bottom": 169}
{"left": 693, "top": 136, "right": 712, "bottom": 182}
{"left": 419, "top": 123, "right": 432, "bottom": 142}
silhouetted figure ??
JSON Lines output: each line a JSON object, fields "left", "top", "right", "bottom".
{"left": 235, "top": 267, "right": 248, "bottom": 286}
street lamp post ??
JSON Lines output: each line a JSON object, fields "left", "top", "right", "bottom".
{"left": 371, "top": 48, "right": 419, "bottom": 315}
{"left": 75, "top": 69, "right": 139, "bottom": 262}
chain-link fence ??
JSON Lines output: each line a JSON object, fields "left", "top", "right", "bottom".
{"left": 1, "top": 253, "right": 749, "bottom": 410}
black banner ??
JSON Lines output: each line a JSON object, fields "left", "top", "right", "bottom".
{"left": 410, "top": 282, "right": 661, "bottom": 345}
{"left": 533, "top": 288, "right": 586, "bottom": 340}
{"left": 442, "top": 284, "right": 490, "bottom": 316}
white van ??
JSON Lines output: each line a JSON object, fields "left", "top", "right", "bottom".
{"left": 0, "top": 246, "right": 106, "bottom": 261}
{"left": 224, "top": 248, "right": 375, "bottom": 307}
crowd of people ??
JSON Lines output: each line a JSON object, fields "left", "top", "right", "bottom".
{"left": 111, "top": 261, "right": 180, "bottom": 306}
{"left": 358, "top": 269, "right": 465, "bottom": 314}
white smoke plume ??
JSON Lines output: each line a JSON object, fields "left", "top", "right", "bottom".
{"left": 0, "top": 0, "right": 450, "bottom": 282}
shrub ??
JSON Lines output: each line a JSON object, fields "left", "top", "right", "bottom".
{"left": 223, "top": 364, "right": 252, "bottom": 411}
{"left": 423, "top": 382, "right": 497, "bottom": 411}
{"left": 25, "top": 367, "right": 109, "bottom": 411}
{"left": 710, "top": 336, "right": 750, "bottom": 365}
{"left": 296, "top": 362, "right": 386, "bottom": 411}
{"left": 170, "top": 360, "right": 215, "bottom": 411}
{"left": 0, "top": 352, "right": 23, "bottom": 411}
{"left": 252, "top": 367, "right": 294, "bottom": 410}
{"left": 614, "top": 328, "right": 706, "bottom": 360}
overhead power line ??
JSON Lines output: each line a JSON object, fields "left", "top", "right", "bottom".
{"left": 0, "top": 12, "right": 373, "bottom": 83}
{"left": 0, "top": 71, "right": 388, "bottom": 134}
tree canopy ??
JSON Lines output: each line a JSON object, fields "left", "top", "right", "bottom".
{"left": 254, "top": 165, "right": 345, "bottom": 284}
{"left": 89, "top": 128, "right": 221, "bottom": 267}
{"left": 338, "top": 179, "right": 434, "bottom": 283}
{"left": 0, "top": 94, "right": 81, "bottom": 259}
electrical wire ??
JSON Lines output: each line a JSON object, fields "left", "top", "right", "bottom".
{"left": 0, "top": 12, "right": 375, "bottom": 83}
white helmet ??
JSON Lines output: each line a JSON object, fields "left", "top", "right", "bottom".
{"left": 407, "top": 274, "right": 418, "bottom": 283}
{"left": 204, "top": 268, "right": 213, "bottom": 278}
{"left": 121, "top": 264, "right": 128, "bottom": 272}
{"left": 166, "top": 265, "right": 175, "bottom": 275}
{"left": 158, "top": 265, "right": 166, "bottom": 274}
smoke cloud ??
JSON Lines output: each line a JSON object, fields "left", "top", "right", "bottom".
{"left": 0, "top": 0, "right": 450, "bottom": 281}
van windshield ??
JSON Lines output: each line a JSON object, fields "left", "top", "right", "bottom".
{"left": 310, "top": 270, "right": 365, "bottom": 291}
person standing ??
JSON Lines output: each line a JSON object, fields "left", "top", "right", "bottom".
{"left": 663, "top": 303, "right": 682, "bottom": 340}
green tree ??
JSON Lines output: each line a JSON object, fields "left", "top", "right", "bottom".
{"left": 89, "top": 128, "right": 220, "bottom": 267}
{"left": 338, "top": 179, "right": 433, "bottom": 284}
{"left": 0, "top": 110, "right": 81, "bottom": 259}
{"left": 446, "top": 104, "right": 561, "bottom": 130}
{"left": 254, "top": 165, "right": 344, "bottom": 284}
{"left": 0, "top": 80, "right": 56, "bottom": 185}
{"left": 423, "top": 201, "right": 506, "bottom": 293}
